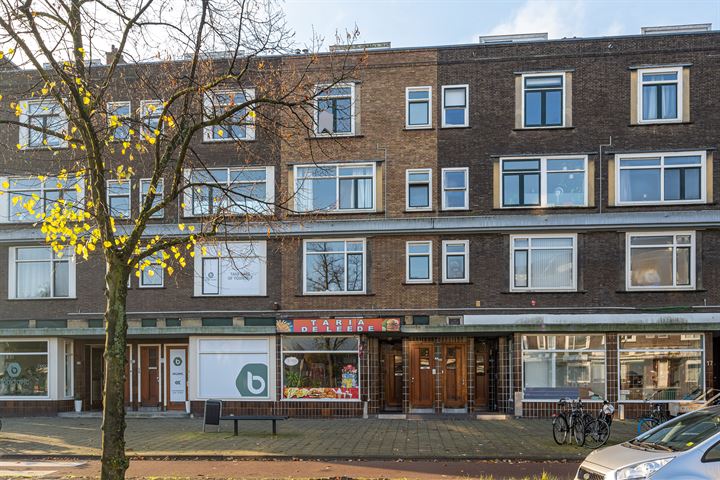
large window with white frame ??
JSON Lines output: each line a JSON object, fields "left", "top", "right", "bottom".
{"left": 501, "top": 156, "right": 587, "bottom": 208}
{"left": 619, "top": 333, "right": 703, "bottom": 402}
{"left": 406, "top": 241, "right": 432, "bottom": 283}
{"left": 522, "top": 73, "right": 565, "bottom": 128}
{"left": 406, "top": 169, "right": 431, "bottom": 210}
{"left": 441, "top": 168, "right": 468, "bottom": 210}
{"left": 511, "top": 235, "right": 577, "bottom": 291}
{"left": 9, "top": 246, "right": 75, "bottom": 299}
{"left": 1, "top": 175, "right": 83, "bottom": 223}
{"left": 626, "top": 232, "right": 695, "bottom": 290}
{"left": 193, "top": 241, "right": 267, "bottom": 296}
{"left": 406, "top": 86, "right": 432, "bottom": 128}
{"left": 522, "top": 334, "right": 606, "bottom": 401}
{"left": 19, "top": 99, "right": 68, "bottom": 149}
{"left": 139, "top": 178, "right": 164, "bottom": 218}
{"left": 303, "top": 239, "right": 365, "bottom": 294}
{"left": 184, "top": 167, "right": 274, "bottom": 216}
{"left": 0, "top": 341, "right": 49, "bottom": 397}
{"left": 638, "top": 67, "right": 682, "bottom": 123}
{"left": 295, "top": 163, "right": 375, "bottom": 212}
{"left": 107, "top": 101, "right": 131, "bottom": 141}
{"left": 203, "top": 90, "right": 256, "bottom": 141}
{"left": 139, "top": 252, "right": 164, "bottom": 288}
{"left": 315, "top": 84, "right": 355, "bottom": 135}
{"left": 616, "top": 152, "right": 705, "bottom": 205}
{"left": 441, "top": 85, "right": 468, "bottom": 127}
{"left": 442, "top": 240, "right": 468, "bottom": 283}
{"left": 107, "top": 180, "right": 131, "bottom": 218}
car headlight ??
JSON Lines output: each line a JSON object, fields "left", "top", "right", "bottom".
{"left": 615, "top": 458, "right": 673, "bottom": 480}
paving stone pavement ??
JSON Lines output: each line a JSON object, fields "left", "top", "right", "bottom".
{"left": 0, "top": 417, "right": 638, "bottom": 460}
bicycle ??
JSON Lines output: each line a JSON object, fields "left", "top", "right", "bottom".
{"left": 552, "top": 398, "right": 585, "bottom": 446}
{"left": 583, "top": 400, "right": 614, "bottom": 449}
{"left": 637, "top": 392, "right": 670, "bottom": 434}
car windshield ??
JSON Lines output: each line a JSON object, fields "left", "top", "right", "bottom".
{"left": 631, "top": 409, "right": 720, "bottom": 452}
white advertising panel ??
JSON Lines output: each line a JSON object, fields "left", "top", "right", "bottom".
{"left": 168, "top": 349, "right": 187, "bottom": 403}
{"left": 197, "top": 338, "right": 271, "bottom": 399}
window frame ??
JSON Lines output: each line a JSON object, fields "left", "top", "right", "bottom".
{"left": 406, "top": 240, "right": 433, "bottom": 284}
{"left": 202, "top": 89, "right": 256, "bottom": 142}
{"left": 183, "top": 166, "right": 275, "bottom": 217}
{"left": 139, "top": 178, "right": 164, "bottom": 218}
{"left": 106, "top": 179, "right": 131, "bottom": 219}
{"left": 107, "top": 101, "right": 132, "bottom": 142}
{"left": 18, "top": 98, "right": 68, "bottom": 150}
{"left": 441, "top": 240, "right": 469, "bottom": 283}
{"left": 626, "top": 231, "right": 696, "bottom": 291}
{"left": 302, "top": 238, "right": 367, "bottom": 295}
{"left": 139, "top": 99, "right": 164, "bottom": 135}
{"left": 193, "top": 241, "right": 268, "bottom": 297}
{"left": 441, "top": 84, "right": 469, "bottom": 128}
{"left": 637, "top": 66, "right": 683, "bottom": 124}
{"left": 294, "top": 163, "right": 376, "bottom": 213}
{"left": 0, "top": 175, "right": 85, "bottom": 224}
{"left": 500, "top": 155, "right": 589, "bottom": 208}
{"left": 441, "top": 167, "right": 469, "bottom": 210}
{"left": 510, "top": 234, "right": 578, "bottom": 292}
{"left": 521, "top": 72, "right": 567, "bottom": 129}
{"left": 405, "top": 86, "right": 432, "bottom": 129}
{"left": 615, "top": 151, "right": 706, "bottom": 206}
{"left": 405, "top": 168, "right": 432, "bottom": 211}
{"left": 139, "top": 252, "right": 164, "bottom": 289}
{"left": 8, "top": 246, "right": 77, "bottom": 299}
{"left": 314, "top": 83, "right": 356, "bottom": 136}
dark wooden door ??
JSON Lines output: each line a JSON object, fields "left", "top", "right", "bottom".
{"left": 89, "top": 346, "right": 104, "bottom": 410}
{"left": 409, "top": 343, "right": 434, "bottom": 408}
{"left": 383, "top": 350, "right": 403, "bottom": 410}
{"left": 475, "top": 342, "right": 489, "bottom": 410}
{"left": 140, "top": 346, "right": 160, "bottom": 407}
{"left": 442, "top": 343, "right": 467, "bottom": 408}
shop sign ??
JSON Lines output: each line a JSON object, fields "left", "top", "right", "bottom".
{"left": 168, "top": 349, "right": 186, "bottom": 403}
{"left": 276, "top": 317, "right": 401, "bottom": 333}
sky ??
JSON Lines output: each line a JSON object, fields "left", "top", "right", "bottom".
{"left": 283, "top": 0, "right": 720, "bottom": 49}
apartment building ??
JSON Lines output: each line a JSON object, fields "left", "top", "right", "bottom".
{"left": 0, "top": 25, "right": 718, "bottom": 419}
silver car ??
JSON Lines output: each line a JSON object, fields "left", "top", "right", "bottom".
{"left": 576, "top": 405, "right": 720, "bottom": 480}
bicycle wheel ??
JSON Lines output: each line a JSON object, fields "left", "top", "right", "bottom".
{"left": 553, "top": 415, "right": 569, "bottom": 445}
{"left": 638, "top": 418, "right": 659, "bottom": 434}
{"left": 573, "top": 419, "right": 586, "bottom": 446}
{"left": 584, "top": 419, "right": 610, "bottom": 449}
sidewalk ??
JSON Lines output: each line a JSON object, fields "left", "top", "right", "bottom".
{"left": 0, "top": 417, "right": 638, "bottom": 461}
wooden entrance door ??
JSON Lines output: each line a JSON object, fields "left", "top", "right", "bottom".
{"left": 165, "top": 346, "right": 188, "bottom": 410}
{"left": 442, "top": 343, "right": 467, "bottom": 409}
{"left": 409, "top": 343, "right": 434, "bottom": 409}
{"left": 140, "top": 345, "right": 161, "bottom": 407}
{"left": 475, "top": 342, "right": 489, "bottom": 410}
{"left": 382, "top": 346, "right": 403, "bottom": 410}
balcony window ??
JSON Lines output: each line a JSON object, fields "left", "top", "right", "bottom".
{"left": 303, "top": 240, "right": 365, "bottom": 294}
{"left": 295, "top": 163, "right": 374, "bottom": 212}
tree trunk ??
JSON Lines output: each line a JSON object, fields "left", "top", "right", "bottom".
{"left": 100, "top": 258, "right": 130, "bottom": 480}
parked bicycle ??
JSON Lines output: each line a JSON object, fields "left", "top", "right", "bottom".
{"left": 583, "top": 400, "right": 614, "bottom": 449}
{"left": 637, "top": 392, "right": 671, "bottom": 434}
{"left": 552, "top": 398, "right": 585, "bottom": 446}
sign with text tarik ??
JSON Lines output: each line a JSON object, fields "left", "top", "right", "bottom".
{"left": 277, "top": 317, "right": 401, "bottom": 334}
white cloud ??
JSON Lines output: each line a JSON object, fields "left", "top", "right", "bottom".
{"left": 487, "top": 0, "right": 587, "bottom": 39}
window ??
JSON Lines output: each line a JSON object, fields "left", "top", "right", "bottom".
{"left": 19, "top": 99, "right": 67, "bottom": 149}
{"left": 185, "top": 167, "right": 274, "bottom": 216}
{"left": 523, "top": 74, "right": 564, "bottom": 127}
{"left": 406, "top": 86, "right": 431, "bottom": 128}
{"left": 1, "top": 175, "right": 83, "bottom": 223}
{"left": 139, "top": 178, "right": 164, "bottom": 218}
{"left": 406, "top": 169, "right": 431, "bottom": 210}
{"left": 140, "top": 100, "right": 163, "bottom": 134}
{"left": 627, "top": 232, "right": 695, "bottom": 290}
{"left": 616, "top": 152, "right": 705, "bottom": 205}
{"left": 63, "top": 340, "right": 73, "bottom": 398}
{"left": 304, "top": 240, "right": 365, "bottom": 294}
{"left": 638, "top": 67, "right": 682, "bottom": 123}
{"left": 107, "top": 101, "right": 131, "bottom": 141}
{"left": 194, "top": 241, "right": 267, "bottom": 296}
{"left": 0, "top": 341, "right": 49, "bottom": 397}
{"left": 619, "top": 333, "right": 703, "bottom": 401}
{"left": 295, "top": 163, "right": 375, "bottom": 212}
{"left": 140, "top": 253, "right": 164, "bottom": 288}
{"left": 501, "top": 156, "right": 587, "bottom": 208}
{"left": 522, "top": 335, "right": 606, "bottom": 401}
{"left": 197, "top": 338, "right": 272, "bottom": 399}
{"left": 282, "top": 336, "right": 360, "bottom": 401}
{"left": 10, "top": 247, "right": 75, "bottom": 299}
{"left": 315, "top": 84, "right": 354, "bottom": 135}
{"left": 441, "top": 85, "right": 468, "bottom": 127}
{"left": 442, "top": 240, "right": 468, "bottom": 283}
{"left": 511, "top": 235, "right": 577, "bottom": 291}
{"left": 442, "top": 168, "right": 468, "bottom": 210}
{"left": 107, "top": 180, "right": 131, "bottom": 218}
{"left": 203, "top": 90, "right": 256, "bottom": 141}
{"left": 406, "top": 241, "right": 432, "bottom": 283}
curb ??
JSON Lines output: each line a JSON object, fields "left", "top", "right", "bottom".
{"left": 0, "top": 454, "right": 587, "bottom": 462}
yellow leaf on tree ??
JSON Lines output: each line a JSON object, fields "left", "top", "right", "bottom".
{"left": 103, "top": 241, "right": 112, "bottom": 248}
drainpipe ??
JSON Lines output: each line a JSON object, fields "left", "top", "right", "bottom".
{"left": 598, "top": 137, "right": 613, "bottom": 213}
{"left": 377, "top": 144, "right": 388, "bottom": 217}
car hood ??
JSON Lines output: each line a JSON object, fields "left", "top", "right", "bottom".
{"left": 583, "top": 442, "right": 680, "bottom": 472}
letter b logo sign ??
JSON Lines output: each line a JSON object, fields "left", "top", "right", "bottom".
{"left": 236, "top": 364, "right": 268, "bottom": 397}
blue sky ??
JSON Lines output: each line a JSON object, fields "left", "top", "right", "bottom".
{"left": 284, "top": 0, "right": 720, "bottom": 48}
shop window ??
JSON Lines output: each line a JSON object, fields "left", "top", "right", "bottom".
{"left": 618, "top": 333, "right": 704, "bottom": 402}
{"left": 0, "top": 341, "right": 49, "bottom": 397}
{"left": 282, "top": 336, "right": 360, "bottom": 400}
{"left": 197, "top": 338, "right": 272, "bottom": 399}
{"left": 522, "top": 334, "right": 606, "bottom": 401}
{"left": 194, "top": 241, "right": 267, "bottom": 296}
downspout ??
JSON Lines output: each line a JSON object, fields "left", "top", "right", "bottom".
{"left": 598, "top": 137, "right": 613, "bottom": 213}
{"left": 377, "top": 144, "right": 388, "bottom": 217}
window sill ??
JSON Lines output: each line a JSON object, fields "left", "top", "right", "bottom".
{"left": 8, "top": 297, "right": 77, "bottom": 301}
{"left": 286, "top": 210, "right": 382, "bottom": 216}
{"left": 501, "top": 289, "right": 586, "bottom": 294}
{"left": 493, "top": 205, "right": 592, "bottom": 211}
{"left": 616, "top": 288, "right": 705, "bottom": 294}
{"left": 405, "top": 208, "right": 433, "bottom": 213}
{"left": 295, "top": 293, "right": 374, "bottom": 297}
{"left": 629, "top": 121, "right": 692, "bottom": 127}
{"left": 442, "top": 208, "right": 471, "bottom": 212}
{"left": 307, "top": 134, "right": 364, "bottom": 140}
{"left": 403, "top": 281, "right": 436, "bottom": 286}
{"left": 202, "top": 138, "right": 257, "bottom": 144}
{"left": 611, "top": 201, "right": 708, "bottom": 207}
{"left": 440, "top": 125, "right": 471, "bottom": 130}
{"left": 403, "top": 126, "right": 433, "bottom": 131}
{"left": 441, "top": 281, "right": 472, "bottom": 285}
{"left": 138, "top": 286, "right": 166, "bottom": 290}
{"left": 513, "top": 126, "right": 574, "bottom": 131}
{"left": 191, "top": 295, "right": 269, "bottom": 298}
